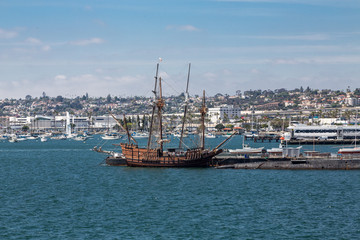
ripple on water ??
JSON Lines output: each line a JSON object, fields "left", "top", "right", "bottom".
{"left": 0, "top": 138, "right": 359, "bottom": 239}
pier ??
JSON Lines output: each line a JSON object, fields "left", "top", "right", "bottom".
{"left": 216, "top": 159, "right": 360, "bottom": 170}
{"left": 245, "top": 134, "right": 281, "bottom": 143}
{"left": 213, "top": 153, "right": 360, "bottom": 170}
{"left": 287, "top": 138, "right": 360, "bottom": 145}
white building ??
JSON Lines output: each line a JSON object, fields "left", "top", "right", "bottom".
{"left": 208, "top": 105, "right": 241, "bottom": 123}
{"left": 345, "top": 97, "right": 359, "bottom": 106}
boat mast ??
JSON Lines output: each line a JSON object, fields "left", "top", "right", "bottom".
{"left": 213, "top": 131, "right": 236, "bottom": 151}
{"left": 122, "top": 114, "right": 137, "bottom": 144}
{"left": 147, "top": 63, "right": 159, "bottom": 151}
{"left": 179, "top": 63, "right": 191, "bottom": 149}
{"left": 157, "top": 77, "right": 165, "bottom": 152}
{"left": 200, "top": 90, "right": 206, "bottom": 150}
{"left": 109, "top": 112, "right": 137, "bottom": 144}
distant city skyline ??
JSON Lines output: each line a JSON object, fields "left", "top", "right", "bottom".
{"left": 1, "top": 0, "right": 360, "bottom": 99}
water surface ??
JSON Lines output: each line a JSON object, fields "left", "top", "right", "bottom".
{"left": 0, "top": 136, "right": 359, "bottom": 239}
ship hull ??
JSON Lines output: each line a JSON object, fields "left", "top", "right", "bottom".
{"left": 105, "top": 156, "right": 127, "bottom": 166}
{"left": 121, "top": 143, "right": 222, "bottom": 168}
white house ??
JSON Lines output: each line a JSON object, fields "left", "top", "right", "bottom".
{"left": 208, "top": 105, "right": 241, "bottom": 123}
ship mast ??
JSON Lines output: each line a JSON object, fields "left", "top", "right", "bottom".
{"left": 179, "top": 63, "right": 191, "bottom": 149}
{"left": 157, "top": 77, "right": 165, "bottom": 153}
{"left": 147, "top": 63, "right": 159, "bottom": 151}
{"left": 109, "top": 112, "right": 137, "bottom": 144}
{"left": 200, "top": 90, "right": 206, "bottom": 150}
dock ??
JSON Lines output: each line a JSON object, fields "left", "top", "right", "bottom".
{"left": 245, "top": 134, "right": 281, "bottom": 143}
{"left": 216, "top": 159, "right": 360, "bottom": 170}
{"left": 214, "top": 154, "right": 360, "bottom": 170}
{"left": 287, "top": 139, "right": 360, "bottom": 145}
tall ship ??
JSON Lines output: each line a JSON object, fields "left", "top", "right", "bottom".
{"left": 119, "top": 63, "right": 232, "bottom": 167}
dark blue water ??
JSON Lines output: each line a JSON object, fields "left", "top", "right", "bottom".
{"left": 1, "top": 136, "right": 359, "bottom": 239}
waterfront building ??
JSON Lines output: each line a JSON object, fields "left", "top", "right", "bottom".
{"left": 288, "top": 124, "right": 360, "bottom": 140}
{"left": 92, "top": 115, "right": 118, "bottom": 129}
{"left": 208, "top": 105, "right": 241, "bottom": 123}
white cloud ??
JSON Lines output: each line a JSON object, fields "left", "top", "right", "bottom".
{"left": 114, "top": 75, "right": 145, "bottom": 84}
{"left": 268, "top": 56, "right": 360, "bottom": 65}
{"left": 42, "top": 45, "right": 51, "bottom": 51}
{"left": 71, "top": 74, "right": 97, "bottom": 83}
{"left": 54, "top": 75, "right": 67, "bottom": 81}
{"left": 25, "top": 37, "right": 42, "bottom": 44}
{"left": 179, "top": 25, "right": 199, "bottom": 32}
{"left": 166, "top": 25, "right": 200, "bottom": 32}
{"left": 0, "top": 28, "right": 18, "bottom": 39}
{"left": 47, "top": 73, "right": 149, "bottom": 97}
{"left": 69, "top": 38, "right": 105, "bottom": 46}
{"left": 93, "top": 19, "right": 106, "bottom": 27}
{"left": 244, "top": 34, "right": 329, "bottom": 41}
{"left": 203, "top": 72, "right": 217, "bottom": 81}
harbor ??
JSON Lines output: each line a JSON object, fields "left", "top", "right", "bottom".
{"left": 1, "top": 136, "right": 359, "bottom": 239}
{"left": 91, "top": 132, "right": 360, "bottom": 170}
{"left": 2, "top": 0, "right": 360, "bottom": 239}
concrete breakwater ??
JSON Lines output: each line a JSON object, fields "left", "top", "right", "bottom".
{"left": 216, "top": 159, "right": 360, "bottom": 170}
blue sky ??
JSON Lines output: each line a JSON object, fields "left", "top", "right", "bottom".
{"left": 0, "top": 0, "right": 360, "bottom": 99}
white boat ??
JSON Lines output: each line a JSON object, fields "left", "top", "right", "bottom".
{"left": 73, "top": 136, "right": 88, "bottom": 141}
{"left": 267, "top": 145, "right": 284, "bottom": 154}
{"left": 338, "top": 147, "right": 360, "bottom": 155}
{"left": 228, "top": 135, "right": 263, "bottom": 154}
{"left": 205, "top": 132, "right": 216, "bottom": 138}
{"left": 27, "top": 136, "right": 38, "bottom": 140}
{"left": 8, "top": 136, "right": 18, "bottom": 143}
{"left": 40, "top": 137, "right": 48, "bottom": 142}
{"left": 338, "top": 113, "right": 360, "bottom": 155}
{"left": 131, "top": 132, "right": 149, "bottom": 138}
{"left": 51, "top": 135, "right": 67, "bottom": 140}
{"left": 172, "top": 132, "right": 188, "bottom": 138}
{"left": 17, "top": 137, "right": 27, "bottom": 142}
{"left": 228, "top": 145, "right": 264, "bottom": 154}
{"left": 101, "top": 133, "right": 121, "bottom": 140}
{"left": 66, "top": 133, "right": 77, "bottom": 139}
{"left": 266, "top": 144, "right": 284, "bottom": 157}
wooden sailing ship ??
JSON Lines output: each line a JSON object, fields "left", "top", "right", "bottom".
{"left": 119, "top": 63, "right": 234, "bottom": 167}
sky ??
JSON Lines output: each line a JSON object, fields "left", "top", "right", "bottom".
{"left": 0, "top": 0, "right": 360, "bottom": 99}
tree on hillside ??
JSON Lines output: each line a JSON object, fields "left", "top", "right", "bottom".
{"left": 106, "top": 94, "right": 112, "bottom": 103}
{"left": 25, "top": 95, "right": 32, "bottom": 101}
{"left": 354, "top": 88, "right": 360, "bottom": 96}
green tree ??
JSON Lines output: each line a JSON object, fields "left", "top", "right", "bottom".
{"left": 106, "top": 94, "right": 112, "bottom": 103}
{"left": 22, "top": 125, "right": 29, "bottom": 132}
{"left": 215, "top": 123, "right": 225, "bottom": 131}
{"left": 223, "top": 113, "right": 229, "bottom": 123}
{"left": 70, "top": 123, "right": 76, "bottom": 132}
{"left": 270, "top": 118, "right": 288, "bottom": 131}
